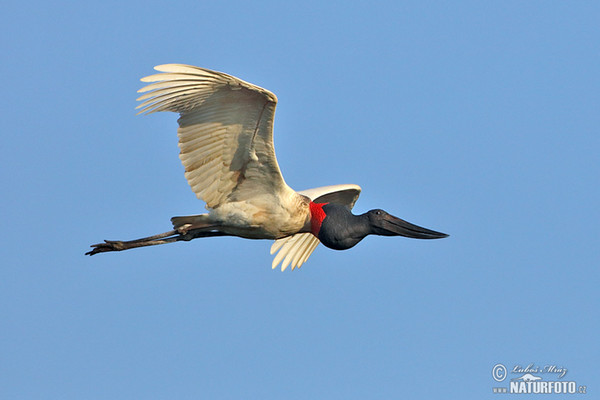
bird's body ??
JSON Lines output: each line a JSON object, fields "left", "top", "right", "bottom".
{"left": 87, "top": 64, "right": 448, "bottom": 270}
{"left": 173, "top": 190, "right": 311, "bottom": 240}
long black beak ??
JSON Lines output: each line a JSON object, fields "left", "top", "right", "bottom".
{"left": 378, "top": 214, "right": 448, "bottom": 239}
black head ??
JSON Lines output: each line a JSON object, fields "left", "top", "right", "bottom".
{"left": 316, "top": 204, "right": 448, "bottom": 251}
{"left": 366, "top": 209, "right": 448, "bottom": 239}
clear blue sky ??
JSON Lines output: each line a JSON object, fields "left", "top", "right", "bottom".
{"left": 1, "top": 1, "right": 598, "bottom": 399}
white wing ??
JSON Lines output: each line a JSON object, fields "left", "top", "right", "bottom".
{"left": 137, "top": 64, "right": 291, "bottom": 208}
{"left": 298, "top": 184, "right": 361, "bottom": 209}
{"left": 271, "top": 184, "right": 362, "bottom": 271}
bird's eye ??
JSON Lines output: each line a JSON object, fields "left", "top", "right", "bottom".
{"left": 375, "top": 210, "right": 382, "bottom": 215}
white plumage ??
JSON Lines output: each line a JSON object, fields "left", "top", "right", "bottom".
{"left": 137, "top": 64, "right": 285, "bottom": 210}
{"left": 135, "top": 64, "right": 362, "bottom": 269}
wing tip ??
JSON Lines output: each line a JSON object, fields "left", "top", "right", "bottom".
{"left": 270, "top": 233, "right": 320, "bottom": 271}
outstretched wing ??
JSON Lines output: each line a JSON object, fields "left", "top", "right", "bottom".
{"left": 137, "top": 64, "right": 292, "bottom": 208}
{"left": 271, "top": 184, "right": 362, "bottom": 271}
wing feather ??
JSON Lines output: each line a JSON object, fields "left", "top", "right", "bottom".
{"left": 289, "top": 233, "right": 315, "bottom": 270}
{"left": 137, "top": 64, "right": 287, "bottom": 209}
{"left": 299, "top": 238, "right": 321, "bottom": 266}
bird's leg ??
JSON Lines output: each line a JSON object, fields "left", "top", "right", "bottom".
{"left": 86, "top": 230, "right": 180, "bottom": 255}
{"left": 86, "top": 227, "right": 231, "bottom": 256}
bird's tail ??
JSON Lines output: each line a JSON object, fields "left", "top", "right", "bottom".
{"left": 171, "top": 213, "right": 212, "bottom": 231}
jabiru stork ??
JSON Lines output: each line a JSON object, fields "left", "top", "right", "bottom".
{"left": 86, "top": 64, "right": 448, "bottom": 270}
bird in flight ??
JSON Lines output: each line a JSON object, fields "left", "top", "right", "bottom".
{"left": 87, "top": 64, "right": 448, "bottom": 270}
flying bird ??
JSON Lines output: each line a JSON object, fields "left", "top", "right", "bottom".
{"left": 87, "top": 64, "right": 448, "bottom": 270}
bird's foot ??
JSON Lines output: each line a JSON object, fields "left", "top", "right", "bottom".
{"left": 85, "top": 240, "right": 126, "bottom": 255}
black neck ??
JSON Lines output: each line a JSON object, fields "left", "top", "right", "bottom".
{"left": 317, "top": 204, "right": 371, "bottom": 250}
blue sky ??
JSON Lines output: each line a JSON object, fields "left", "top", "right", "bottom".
{"left": 1, "top": 1, "right": 598, "bottom": 399}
